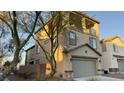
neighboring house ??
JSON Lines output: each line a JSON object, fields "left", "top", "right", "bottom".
{"left": 101, "top": 36, "right": 124, "bottom": 73}
{"left": 26, "top": 11, "right": 102, "bottom": 79}
{"left": 25, "top": 44, "right": 47, "bottom": 65}
{"left": 25, "top": 45, "right": 42, "bottom": 65}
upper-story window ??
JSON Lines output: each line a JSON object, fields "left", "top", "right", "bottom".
{"left": 89, "top": 37, "right": 97, "bottom": 49}
{"left": 113, "top": 44, "right": 118, "bottom": 52}
{"left": 44, "top": 39, "right": 49, "bottom": 45}
{"left": 90, "top": 27, "right": 95, "bottom": 35}
{"left": 102, "top": 44, "right": 107, "bottom": 52}
{"left": 69, "top": 31, "right": 76, "bottom": 45}
{"left": 36, "top": 45, "right": 40, "bottom": 54}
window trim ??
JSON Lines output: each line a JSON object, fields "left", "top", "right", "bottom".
{"left": 89, "top": 37, "right": 97, "bottom": 49}
{"left": 69, "top": 31, "right": 77, "bottom": 45}
{"left": 89, "top": 27, "right": 96, "bottom": 35}
{"left": 113, "top": 44, "right": 118, "bottom": 52}
{"left": 102, "top": 44, "right": 107, "bottom": 52}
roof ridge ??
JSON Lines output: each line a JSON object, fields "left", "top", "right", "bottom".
{"left": 101, "top": 35, "right": 124, "bottom": 45}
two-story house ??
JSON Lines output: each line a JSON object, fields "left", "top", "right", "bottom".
{"left": 101, "top": 36, "right": 124, "bottom": 73}
{"left": 25, "top": 11, "right": 102, "bottom": 79}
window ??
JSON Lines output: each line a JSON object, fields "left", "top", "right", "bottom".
{"left": 36, "top": 45, "right": 40, "bottom": 54}
{"left": 35, "top": 59, "right": 40, "bottom": 64}
{"left": 90, "top": 27, "right": 94, "bottom": 34}
{"left": 44, "top": 39, "right": 49, "bottom": 45}
{"left": 89, "top": 37, "right": 97, "bottom": 49}
{"left": 69, "top": 32, "right": 76, "bottom": 45}
{"left": 29, "top": 61, "right": 34, "bottom": 65}
{"left": 113, "top": 44, "right": 118, "bottom": 52}
{"left": 102, "top": 44, "right": 107, "bottom": 52}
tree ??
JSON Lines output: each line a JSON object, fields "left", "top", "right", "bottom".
{"left": 0, "top": 11, "right": 68, "bottom": 80}
{"left": 0, "top": 11, "right": 44, "bottom": 80}
{"left": 30, "top": 12, "right": 67, "bottom": 79}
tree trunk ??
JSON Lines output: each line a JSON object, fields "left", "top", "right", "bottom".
{"left": 12, "top": 48, "right": 20, "bottom": 66}
{"left": 51, "top": 56, "right": 57, "bottom": 76}
{"left": 46, "top": 57, "right": 56, "bottom": 79}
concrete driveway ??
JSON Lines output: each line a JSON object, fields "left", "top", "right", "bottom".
{"left": 103, "top": 73, "right": 124, "bottom": 79}
{"left": 73, "top": 75, "right": 124, "bottom": 81}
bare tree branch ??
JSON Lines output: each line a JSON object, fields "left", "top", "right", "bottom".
{"left": 0, "top": 14, "right": 14, "bottom": 36}
{"left": 12, "top": 11, "right": 20, "bottom": 47}
{"left": 20, "top": 12, "right": 41, "bottom": 49}
{"left": 8, "top": 11, "right": 13, "bottom": 24}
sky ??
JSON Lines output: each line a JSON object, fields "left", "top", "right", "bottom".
{"left": 86, "top": 11, "right": 124, "bottom": 40}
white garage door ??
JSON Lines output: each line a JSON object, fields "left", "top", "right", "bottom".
{"left": 71, "top": 58, "right": 96, "bottom": 78}
{"left": 118, "top": 59, "right": 124, "bottom": 72}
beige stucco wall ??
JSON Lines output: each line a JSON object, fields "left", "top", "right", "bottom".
{"left": 26, "top": 47, "right": 35, "bottom": 64}
{"left": 101, "top": 43, "right": 124, "bottom": 71}
{"left": 101, "top": 44, "right": 112, "bottom": 71}
{"left": 26, "top": 46, "right": 44, "bottom": 65}
{"left": 65, "top": 27, "right": 101, "bottom": 53}
{"left": 69, "top": 46, "right": 100, "bottom": 58}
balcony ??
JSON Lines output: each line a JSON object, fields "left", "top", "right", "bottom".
{"left": 82, "top": 27, "right": 96, "bottom": 37}
{"left": 82, "top": 18, "right": 98, "bottom": 37}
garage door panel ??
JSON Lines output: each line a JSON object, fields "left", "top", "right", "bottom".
{"left": 71, "top": 59, "right": 96, "bottom": 78}
{"left": 118, "top": 59, "right": 124, "bottom": 72}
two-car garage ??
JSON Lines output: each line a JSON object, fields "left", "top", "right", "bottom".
{"left": 71, "top": 57, "right": 97, "bottom": 78}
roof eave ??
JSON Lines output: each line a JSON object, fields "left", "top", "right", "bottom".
{"left": 63, "top": 43, "right": 102, "bottom": 56}
{"left": 72, "top": 11, "right": 100, "bottom": 24}
{"left": 25, "top": 45, "right": 35, "bottom": 52}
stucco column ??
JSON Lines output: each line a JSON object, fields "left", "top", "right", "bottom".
{"left": 63, "top": 54, "right": 73, "bottom": 79}
{"left": 96, "top": 57, "right": 103, "bottom": 75}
